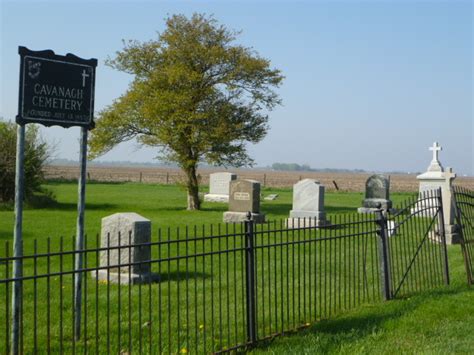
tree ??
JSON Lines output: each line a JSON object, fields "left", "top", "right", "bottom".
{"left": 89, "top": 13, "right": 284, "bottom": 210}
{"left": 0, "top": 120, "right": 50, "bottom": 203}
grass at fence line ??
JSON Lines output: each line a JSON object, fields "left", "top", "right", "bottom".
{"left": 251, "top": 245, "right": 474, "bottom": 354}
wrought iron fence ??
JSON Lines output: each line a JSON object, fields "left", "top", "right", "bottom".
{"left": 453, "top": 185, "right": 474, "bottom": 284}
{"left": 0, "top": 190, "right": 449, "bottom": 353}
{"left": 385, "top": 189, "right": 449, "bottom": 298}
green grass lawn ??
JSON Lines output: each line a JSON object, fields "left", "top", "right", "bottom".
{"left": 251, "top": 283, "right": 474, "bottom": 354}
{"left": 0, "top": 182, "right": 471, "bottom": 354}
{"left": 0, "top": 182, "right": 416, "bottom": 245}
{"left": 251, "top": 244, "right": 474, "bottom": 354}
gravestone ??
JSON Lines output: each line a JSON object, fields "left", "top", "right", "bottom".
{"left": 287, "top": 179, "right": 329, "bottom": 227}
{"left": 264, "top": 194, "right": 279, "bottom": 201}
{"left": 411, "top": 142, "right": 459, "bottom": 244}
{"left": 223, "top": 180, "right": 265, "bottom": 223}
{"left": 204, "top": 172, "right": 237, "bottom": 202}
{"left": 91, "top": 213, "right": 159, "bottom": 284}
{"left": 358, "top": 174, "right": 393, "bottom": 213}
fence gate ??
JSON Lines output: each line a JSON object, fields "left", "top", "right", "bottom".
{"left": 385, "top": 189, "right": 449, "bottom": 299}
{"left": 453, "top": 186, "right": 474, "bottom": 285}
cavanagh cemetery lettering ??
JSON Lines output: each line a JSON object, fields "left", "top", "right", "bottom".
{"left": 17, "top": 46, "right": 97, "bottom": 129}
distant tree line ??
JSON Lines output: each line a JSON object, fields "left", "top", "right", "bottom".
{"left": 271, "top": 162, "right": 367, "bottom": 173}
{"left": 271, "top": 163, "right": 312, "bottom": 171}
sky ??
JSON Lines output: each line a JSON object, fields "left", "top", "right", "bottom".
{"left": 1, "top": 0, "right": 472, "bottom": 175}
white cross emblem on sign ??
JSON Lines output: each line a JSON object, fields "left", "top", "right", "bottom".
{"left": 81, "top": 69, "right": 90, "bottom": 87}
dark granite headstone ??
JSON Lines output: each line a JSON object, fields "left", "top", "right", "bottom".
{"left": 366, "top": 174, "right": 389, "bottom": 200}
{"left": 358, "top": 174, "right": 393, "bottom": 212}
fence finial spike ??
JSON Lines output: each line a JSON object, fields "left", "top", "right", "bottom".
{"left": 246, "top": 211, "right": 252, "bottom": 221}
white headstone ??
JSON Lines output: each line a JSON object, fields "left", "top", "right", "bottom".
{"left": 92, "top": 212, "right": 159, "bottom": 284}
{"left": 288, "top": 179, "right": 329, "bottom": 227}
{"left": 204, "top": 172, "right": 237, "bottom": 202}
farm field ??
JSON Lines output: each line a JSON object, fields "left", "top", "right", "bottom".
{"left": 0, "top": 182, "right": 472, "bottom": 353}
{"left": 43, "top": 165, "right": 474, "bottom": 192}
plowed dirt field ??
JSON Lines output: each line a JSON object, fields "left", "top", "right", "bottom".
{"left": 44, "top": 165, "right": 474, "bottom": 192}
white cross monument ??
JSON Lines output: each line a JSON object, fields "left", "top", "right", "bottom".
{"left": 427, "top": 141, "right": 443, "bottom": 172}
{"left": 412, "top": 141, "right": 459, "bottom": 244}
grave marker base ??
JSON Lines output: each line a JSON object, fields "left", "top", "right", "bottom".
{"left": 91, "top": 270, "right": 160, "bottom": 285}
{"left": 223, "top": 212, "right": 265, "bottom": 223}
{"left": 204, "top": 194, "right": 229, "bottom": 202}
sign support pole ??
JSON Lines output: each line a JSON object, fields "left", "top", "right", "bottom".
{"left": 11, "top": 124, "right": 25, "bottom": 355}
{"left": 74, "top": 126, "right": 88, "bottom": 340}
{"left": 15, "top": 45, "right": 97, "bottom": 345}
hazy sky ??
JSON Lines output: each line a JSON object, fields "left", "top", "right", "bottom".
{"left": 1, "top": 0, "right": 472, "bottom": 175}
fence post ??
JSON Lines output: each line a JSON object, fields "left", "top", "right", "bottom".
{"left": 376, "top": 207, "right": 392, "bottom": 300}
{"left": 436, "top": 188, "right": 450, "bottom": 285}
{"left": 244, "top": 212, "right": 257, "bottom": 344}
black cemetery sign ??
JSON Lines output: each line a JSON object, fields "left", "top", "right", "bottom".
{"left": 17, "top": 46, "right": 97, "bottom": 129}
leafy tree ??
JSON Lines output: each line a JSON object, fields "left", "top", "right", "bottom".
{"left": 0, "top": 120, "right": 50, "bottom": 203}
{"left": 89, "top": 13, "right": 284, "bottom": 210}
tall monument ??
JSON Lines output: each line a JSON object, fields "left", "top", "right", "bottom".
{"left": 412, "top": 142, "right": 459, "bottom": 244}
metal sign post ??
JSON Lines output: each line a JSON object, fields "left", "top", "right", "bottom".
{"left": 13, "top": 46, "right": 97, "bottom": 351}
{"left": 74, "top": 126, "right": 90, "bottom": 339}
{"left": 11, "top": 124, "right": 25, "bottom": 355}
{"left": 74, "top": 127, "right": 88, "bottom": 339}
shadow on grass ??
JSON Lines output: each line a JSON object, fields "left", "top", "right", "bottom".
{"left": 325, "top": 206, "right": 358, "bottom": 214}
{"left": 157, "top": 270, "right": 212, "bottom": 282}
{"left": 141, "top": 205, "right": 226, "bottom": 213}
{"left": 47, "top": 179, "right": 128, "bottom": 185}
{"left": 261, "top": 204, "right": 357, "bottom": 216}
{"left": 0, "top": 190, "right": 58, "bottom": 211}
{"left": 33, "top": 201, "right": 118, "bottom": 211}
{"left": 1, "top": 195, "right": 118, "bottom": 211}
{"left": 200, "top": 205, "right": 228, "bottom": 213}
{"left": 253, "top": 286, "right": 470, "bottom": 352}
{"left": 0, "top": 231, "right": 12, "bottom": 241}
{"left": 261, "top": 203, "right": 291, "bottom": 216}
{"left": 144, "top": 206, "right": 188, "bottom": 212}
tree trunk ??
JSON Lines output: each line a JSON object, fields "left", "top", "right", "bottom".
{"left": 185, "top": 164, "right": 201, "bottom": 210}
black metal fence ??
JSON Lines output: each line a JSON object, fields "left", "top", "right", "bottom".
{"left": 453, "top": 185, "right": 474, "bottom": 285}
{"left": 385, "top": 189, "right": 449, "bottom": 298}
{"left": 0, "top": 190, "right": 449, "bottom": 353}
